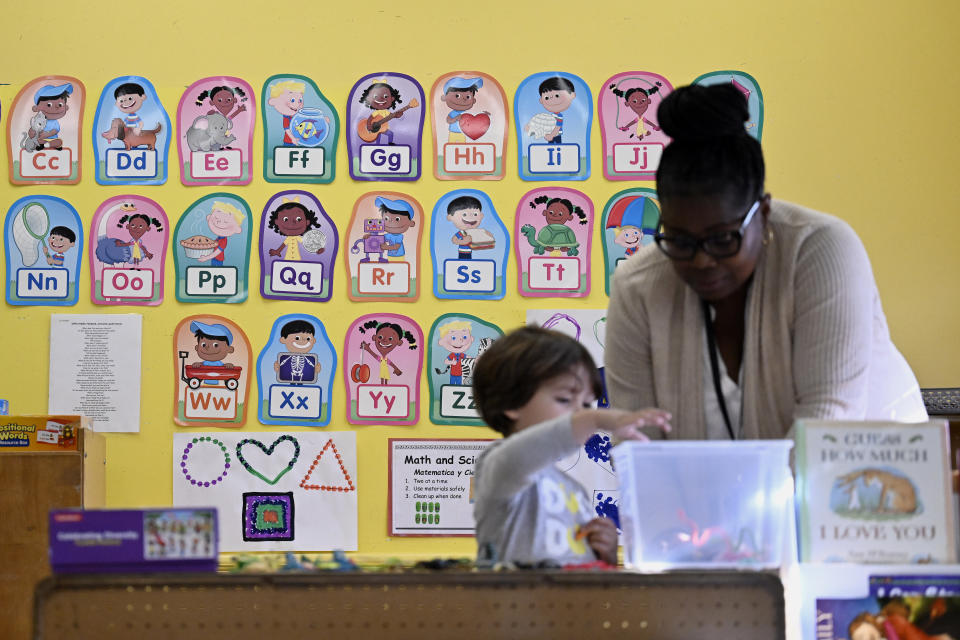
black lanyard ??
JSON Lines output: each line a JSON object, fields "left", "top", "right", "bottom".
{"left": 702, "top": 300, "right": 737, "bottom": 440}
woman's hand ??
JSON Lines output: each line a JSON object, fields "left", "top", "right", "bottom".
{"left": 572, "top": 408, "right": 671, "bottom": 443}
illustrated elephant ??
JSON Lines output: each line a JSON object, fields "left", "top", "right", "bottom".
{"left": 185, "top": 112, "right": 236, "bottom": 152}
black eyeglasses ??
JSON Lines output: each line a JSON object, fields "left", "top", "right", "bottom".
{"left": 653, "top": 200, "right": 760, "bottom": 260}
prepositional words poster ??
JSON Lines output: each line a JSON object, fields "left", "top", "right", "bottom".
{"left": 389, "top": 438, "right": 493, "bottom": 536}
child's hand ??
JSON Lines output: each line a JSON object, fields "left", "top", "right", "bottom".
{"left": 573, "top": 408, "right": 671, "bottom": 443}
{"left": 578, "top": 517, "right": 618, "bottom": 565}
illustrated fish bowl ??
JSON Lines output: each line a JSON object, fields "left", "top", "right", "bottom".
{"left": 289, "top": 108, "right": 329, "bottom": 147}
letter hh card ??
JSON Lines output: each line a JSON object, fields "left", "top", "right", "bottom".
{"left": 600, "top": 189, "right": 660, "bottom": 294}
{"left": 261, "top": 74, "right": 339, "bottom": 183}
{"left": 256, "top": 314, "right": 337, "bottom": 427}
{"left": 5, "top": 196, "right": 83, "bottom": 306}
{"left": 514, "top": 72, "right": 591, "bottom": 181}
{"left": 427, "top": 314, "right": 503, "bottom": 426}
{"left": 177, "top": 77, "right": 255, "bottom": 186}
{"left": 692, "top": 71, "right": 764, "bottom": 140}
{"left": 173, "top": 315, "right": 251, "bottom": 428}
{"left": 430, "top": 72, "right": 508, "bottom": 180}
{"left": 7, "top": 76, "right": 85, "bottom": 185}
{"left": 599, "top": 72, "right": 674, "bottom": 180}
{"left": 343, "top": 314, "right": 423, "bottom": 426}
{"left": 173, "top": 194, "right": 252, "bottom": 304}
{"left": 346, "top": 73, "right": 425, "bottom": 181}
{"left": 430, "top": 189, "right": 509, "bottom": 301}
{"left": 515, "top": 188, "right": 594, "bottom": 298}
{"left": 344, "top": 192, "right": 423, "bottom": 302}
{"left": 259, "top": 191, "right": 338, "bottom": 302}
{"left": 93, "top": 76, "right": 171, "bottom": 185}
{"left": 89, "top": 196, "right": 169, "bottom": 306}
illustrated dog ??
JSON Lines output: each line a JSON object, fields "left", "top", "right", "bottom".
{"left": 102, "top": 119, "right": 162, "bottom": 150}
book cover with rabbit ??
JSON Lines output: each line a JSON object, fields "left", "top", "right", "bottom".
{"left": 796, "top": 420, "right": 955, "bottom": 564}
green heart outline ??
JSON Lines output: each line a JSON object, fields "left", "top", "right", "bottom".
{"left": 236, "top": 435, "right": 301, "bottom": 485}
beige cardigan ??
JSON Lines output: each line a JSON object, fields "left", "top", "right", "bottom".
{"left": 605, "top": 200, "right": 925, "bottom": 439}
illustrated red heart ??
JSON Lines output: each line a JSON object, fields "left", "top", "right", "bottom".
{"left": 459, "top": 113, "right": 491, "bottom": 140}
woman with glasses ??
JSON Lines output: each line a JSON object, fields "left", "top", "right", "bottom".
{"left": 605, "top": 84, "right": 926, "bottom": 440}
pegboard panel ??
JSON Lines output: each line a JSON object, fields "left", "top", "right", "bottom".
{"left": 35, "top": 571, "right": 784, "bottom": 640}
{"left": 922, "top": 387, "right": 960, "bottom": 416}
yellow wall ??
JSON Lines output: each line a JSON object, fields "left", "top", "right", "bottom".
{"left": 1, "top": 0, "right": 958, "bottom": 558}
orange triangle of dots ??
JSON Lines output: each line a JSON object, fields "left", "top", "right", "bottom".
{"left": 299, "top": 439, "right": 355, "bottom": 492}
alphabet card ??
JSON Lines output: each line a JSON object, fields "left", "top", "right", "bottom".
{"left": 261, "top": 74, "right": 339, "bottom": 183}
{"left": 600, "top": 188, "right": 660, "bottom": 294}
{"left": 598, "top": 72, "right": 673, "bottom": 180}
{"left": 177, "top": 77, "right": 255, "bottom": 186}
{"left": 343, "top": 314, "right": 423, "bottom": 426}
{"left": 89, "top": 196, "right": 169, "bottom": 306}
{"left": 173, "top": 431, "right": 357, "bottom": 551}
{"left": 429, "top": 72, "right": 508, "bottom": 180}
{"left": 514, "top": 72, "right": 591, "bottom": 181}
{"left": 5, "top": 195, "right": 83, "bottom": 306}
{"left": 256, "top": 314, "right": 336, "bottom": 427}
{"left": 93, "top": 76, "right": 171, "bottom": 185}
{"left": 515, "top": 188, "right": 593, "bottom": 297}
{"left": 259, "top": 190, "right": 337, "bottom": 302}
{"left": 346, "top": 72, "right": 424, "bottom": 181}
{"left": 6, "top": 76, "right": 85, "bottom": 185}
{"left": 527, "top": 309, "right": 609, "bottom": 408}
{"left": 172, "top": 194, "right": 252, "bottom": 304}
{"left": 692, "top": 70, "right": 764, "bottom": 140}
{"left": 344, "top": 192, "right": 423, "bottom": 302}
{"left": 426, "top": 314, "right": 503, "bottom": 426}
{"left": 430, "top": 189, "right": 509, "bottom": 301}
{"left": 173, "top": 315, "right": 251, "bottom": 428}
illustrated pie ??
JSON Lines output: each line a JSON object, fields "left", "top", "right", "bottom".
{"left": 180, "top": 235, "right": 218, "bottom": 258}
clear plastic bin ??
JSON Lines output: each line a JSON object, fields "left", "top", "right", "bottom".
{"left": 612, "top": 440, "right": 794, "bottom": 571}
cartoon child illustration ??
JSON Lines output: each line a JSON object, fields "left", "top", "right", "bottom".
{"left": 267, "top": 80, "right": 331, "bottom": 147}
{"left": 193, "top": 201, "right": 244, "bottom": 266}
{"left": 447, "top": 195, "right": 495, "bottom": 260}
{"left": 606, "top": 195, "right": 659, "bottom": 258}
{"left": 195, "top": 85, "right": 247, "bottom": 137}
{"left": 358, "top": 320, "right": 418, "bottom": 385}
{"left": 358, "top": 80, "right": 419, "bottom": 144}
{"left": 524, "top": 77, "right": 575, "bottom": 143}
{"left": 113, "top": 203, "right": 163, "bottom": 267}
{"left": 44, "top": 226, "right": 76, "bottom": 267}
{"left": 376, "top": 196, "right": 416, "bottom": 261}
{"left": 609, "top": 82, "right": 662, "bottom": 139}
{"left": 614, "top": 225, "right": 643, "bottom": 257}
{"left": 190, "top": 321, "right": 235, "bottom": 384}
{"left": 267, "top": 198, "right": 327, "bottom": 261}
{"left": 436, "top": 320, "right": 474, "bottom": 385}
{"left": 108, "top": 82, "right": 148, "bottom": 136}
{"left": 522, "top": 196, "right": 587, "bottom": 256}
{"left": 440, "top": 77, "right": 489, "bottom": 143}
{"left": 273, "top": 319, "right": 318, "bottom": 385}
{"left": 28, "top": 83, "right": 73, "bottom": 151}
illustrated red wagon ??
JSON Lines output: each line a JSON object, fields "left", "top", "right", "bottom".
{"left": 178, "top": 351, "right": 242, "bottom": 390}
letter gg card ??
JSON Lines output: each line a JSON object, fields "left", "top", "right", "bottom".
{"left": 430, "top": 189, "right": 510, "bottom": 301}
{"left": 344, "top": 192, "right": 423, "bottom": 303}
{"left": 599, "top": 72, "right": 673, "bottom": 181}
{"left": 173, "top": 194, "right": 252, "bottom": 304}
{"left": 177, "top": 77, "right": 255, "bottom": 186}
{"left": 692, "top": 70, "right": 764, "bottom": 140}
{"left": 5, "top": 196, "right": 83, "bottom": 306}
{"left": 600, "top": 188, "right": 660, "bottom": 294}
{"left": 343, "top": 314, "right": 423, "bottom": 426}
{"left": 90, "top": 196, "right": 169, "bottom": 306}
{"left": 256, "top": 314, "right": 337, "bottom": 427}
{"left": 430, "top": 71, "right": 508, "bottom": 180}
{"left": 514, "top": 72, "right": 591, "bottom": 181}
{"left": 261, "top": 74, "right": 339, "bottom": 183}
{"left": 7, "top": 76, "right": 85, "bottom": 185}
{"left": 427, "top": 314, "right": 503, "bottom": 426}
{"left": 346, "top": 72, "right": 425, "bottom": 181}
{"left": 258, "top": 190, "right": 337, "bottom": 302}
{"left": 93, "top": 75, "right": 171, "bottom": 185}
{"left": 173, "top": 315, "right": 251, "bottom": 428}
{"left": 515, "top": 188, "right": 594, "bottom": 298}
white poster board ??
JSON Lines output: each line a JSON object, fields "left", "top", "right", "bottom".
{"left": 389, "top": 438, "right": 493, "bottom": 536}
{"left": 173, "top": 431, "right": 357, "bottom": 551}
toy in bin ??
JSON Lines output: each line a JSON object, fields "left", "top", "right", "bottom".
{"left": 179, "top": 320, "right": 241, "bottom": 389}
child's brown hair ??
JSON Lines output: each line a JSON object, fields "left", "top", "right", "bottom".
{"left": 472, "top": 326, "right": 603, "bottom": 436}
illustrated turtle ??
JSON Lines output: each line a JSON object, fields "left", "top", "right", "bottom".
{"left": 520, "top": 223, "right": 580, "bottom": 256}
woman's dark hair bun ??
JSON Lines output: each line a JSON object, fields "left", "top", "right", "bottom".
{"left": 657, "top": 83, "right": 749, "bottom": 141}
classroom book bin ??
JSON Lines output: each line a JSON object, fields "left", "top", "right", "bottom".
{"left": 612, "top": 440, "right": 794, "bottom": 572}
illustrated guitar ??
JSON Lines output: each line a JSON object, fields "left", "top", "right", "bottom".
{"left": 357, "top": 99, "right": 419, "bottom": 143}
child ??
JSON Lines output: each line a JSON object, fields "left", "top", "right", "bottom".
{"left": 436, "top": 319, "right": 474, "bottom": 385}
{"left": 267, "top": 199, "right": 326, "bottom": 260}
{"left": 525, "top": 77, "right": 575, "bottom": 143}
{"left": 376, "top": 196, "right": 415, "bottom": 261}
{"left": 358, "top": 81, "right": 404, "bottom": 144}
{"left": 44, "top": 226, "right": 76, "bottom": 267}
{"left": 273, "top": 319, "right": 318, "bottom": 384}
{"left": 447, "top": 195, "right": 486, "bottom": 260}
{"left": 31, "top": 83, "right": 73, "bottom": 150}
{"left": 112, "top": 82, "right": 147, "bottom": 135}
{"left": 195, "top": 201, "right": 244, "bottom": 267}
{"left": 471, "top": 326, "right": 670, "bottom": 566}
{"left": 267, "top": 79, "right": 305, "bottom": 145}
{"left": 114, "top": 206, "right": 163, "bottom": 267}
{"left": 440, "top": 77, "right": 489, "bottom": 143}
{"left": 609, "top": 81, "right": 662, "bottom": 139}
